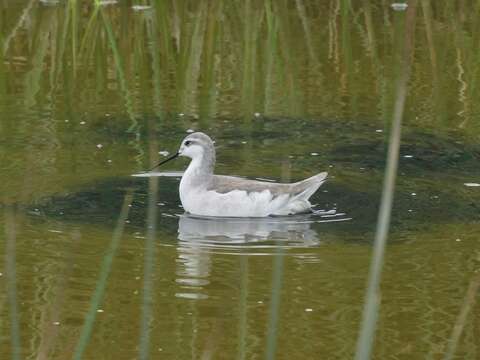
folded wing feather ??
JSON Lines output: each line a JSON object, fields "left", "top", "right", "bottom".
{"left": 207, "top": 172, "right": 328, "bottom": 200}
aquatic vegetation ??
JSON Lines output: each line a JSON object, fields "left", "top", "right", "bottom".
{"left": 1, "top": 1, "right": 480, "bottom": 359}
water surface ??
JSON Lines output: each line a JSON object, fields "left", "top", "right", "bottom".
{"left": 1, "top": 1, "right": 479, "bottom": 359}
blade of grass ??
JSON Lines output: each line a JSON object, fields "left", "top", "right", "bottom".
{"left": 132, "top": 10, "right": 149, "bottom": 112}
{"left": 180, "top": 1, "right": 208, "bottom": 113}
{"left": 265, "top": 251, "right": 284, "bottom": 360}
{"left": 78, "top": 5, "right": 101, "bottom": 63}
{"left": 295, "top": 0, "right": 317, "bottom": 63}
{"left": 275, "top": 0, "right": 301, "bottom": 115}
{"left": 263, "top": 0, "right": 279, "bottom": 115}
{"left": 199, "top": 0, "right": 221, "bottom": 120}
{"left": 53, "top": 0, "right": 72, "bottom": 89}
{"left": 146, "top": 5, "right": 165, "bottom": 117}
{"left": 4, "top": 205, "right": 21, "bottom": 360}
{"left": 72, "top": 191, "right": 133, "bottom": 360}
{"left": 70, "top": 0, "right": 78, "bottom": 78}
{"left": 354, "top": 2, "right": 417, "bottom": 359}
{"left": 362, "top": 0, "right": 377, "bottom": 58}
{"left": 443, "top": 272, "right": 480, "bottom": 360}
{"left": 265, "top": 159, "right": 290, "bottom": 360}
{"left": 2, "top": 0, "right": 36, "bottom": 55}
{"left": 0, "top": 28, "right": 5, "bottom": 101}
{"left": 421, "top": 0, "right": 437, "bottom": 76}
{"left": 100, "top": 8, "right": 137, "bottom": 128}
{"left": 23, "top": 8, "right": 54, "bottom": 109}
{"left": 35, "top": 231, "right": 82, "bottom": 360}
{"left": 362, "top": 0, "right": 388, "bottom": 121}
{"left": 340, "top": 0, "right": 357, "bottom": 114}
{"left": 237, "top": 256, "right": 249, "bottom": 360}
{"left": 241, "top": 0, "right": 264, "bottom": 118}
{"left": 138, "top": 123, "right": 160, "bottom": 360}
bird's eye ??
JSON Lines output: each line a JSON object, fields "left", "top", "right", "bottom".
{"left": 185, "top": 140, "right": 192, "bottom": 146}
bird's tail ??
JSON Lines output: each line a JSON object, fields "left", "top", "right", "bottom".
{"left": 291, "top": 172, "right": 328, "bottom": 201}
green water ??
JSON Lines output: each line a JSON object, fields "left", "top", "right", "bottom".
{"left": 1, "top": 1, "right": 479, "bottom": 359}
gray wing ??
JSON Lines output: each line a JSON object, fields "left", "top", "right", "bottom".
{"left": 207, "top": 172, "right": 327, "bottom": 199}
{"left": 207, "top": 175, "right": 290, "bottom": 196}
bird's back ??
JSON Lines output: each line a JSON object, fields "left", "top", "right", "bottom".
{"left": 209, "top": 172, "right": 327, "bottom": 196}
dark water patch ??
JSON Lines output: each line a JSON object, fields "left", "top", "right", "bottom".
{"left": 332, "top": 130, "right": 480, "bottom": 173}
{"left": 23, "top": 171, "right": 480, "bottom": 244}
{"left": 84, "top": 115, "right": 480, "bottom": 178}
{"left": 12, "top": 114, "right": 478, "bottom": 243}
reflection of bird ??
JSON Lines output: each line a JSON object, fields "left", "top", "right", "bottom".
{"left": 153, "top": 132, "right": 327, "bottom": 217}
{"left": 178, "top": 214, "right": 320, "bottom": 246}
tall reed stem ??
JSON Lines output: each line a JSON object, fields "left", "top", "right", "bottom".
{"left": 354, "top": 2, "right": 417, "bottom": 359}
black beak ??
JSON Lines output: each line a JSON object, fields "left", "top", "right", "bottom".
{"left": 149, "top": 152, "right": 179, "bottom": 171}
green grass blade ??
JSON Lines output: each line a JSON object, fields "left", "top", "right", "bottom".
{"left": 4, "top": 205, "right": 21, "bottom": 360}
{"left": 139, "top": 131, "right": 160, "bottom": 360}
{"left": 354, "top": 2, "right": 417, "bottom": 359}
{"left": 443, "top": 273, "right": 480, "bottom": 360}
{"left": 99, "top": 8, "right": 138, "bottom": 129}
{"left": 73, "top": 191, "right": 133, "bottom": 360}
{"left": 265, "top": 251, "right": 284, "bottom": 360}
{"left": 237, "top": 257, "right": 249, "bottom": 360}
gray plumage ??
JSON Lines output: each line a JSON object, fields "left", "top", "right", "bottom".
{"left": 207, "top": 173, "right": 328, "bottom": 198}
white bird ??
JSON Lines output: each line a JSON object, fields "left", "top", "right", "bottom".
{"left": 152, "top": 132, "right": 327, "bottom": 217}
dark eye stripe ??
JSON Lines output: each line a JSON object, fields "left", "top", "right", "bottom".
{"left": 185, "top": 140, "right": 192, "bottom": 146}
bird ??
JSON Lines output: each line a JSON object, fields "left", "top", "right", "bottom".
{"left": 151, "top": 132, "right": 328, "bottom": 217}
